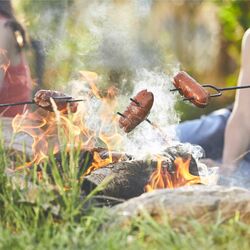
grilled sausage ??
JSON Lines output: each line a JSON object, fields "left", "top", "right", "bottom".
{"left": 173, "top": 71, "right": 210, "bottom": 108}
{"left": 34, "top": 90, "right": 78, "bottom": 113}
{"left": 119, "top": 89, "right": 154, "bottom": 133}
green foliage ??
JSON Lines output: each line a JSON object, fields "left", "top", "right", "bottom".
{"left": 217, "top": 0, "right": 250, "bottom": 41}
{"left": 177, "top": 0, "right": 250, "bottom": 120}
{"left": 216, "top": 0, "right": 250, "bottom": 76}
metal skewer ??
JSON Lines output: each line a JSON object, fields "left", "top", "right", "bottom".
{"left": 52, "top": 96, "right": 73, "bottom": 100}
{"left": 129, "top": 98, "right": 140, "bottom": 106}
{"left": 116, "top": 112, "right": 126, "bottom": 118}
{"left": 65, "top": 99, "right": 85, "bottom": 103}
{"left": 171, "top": 83, "right": 250, "bottom": 104}
{"left": 0, "top": 98, "right": 85, "bottom": 108}
{"left": 171, "top": 84, "right": 250, "bottom": 98}
{"left": 202, "top": 84, "right": 250, "bottom": 98}
{"left": 0, "top": 100, "right": 35, "bottom": 107}
{"left": 145, "top": 118, "right": 152, "bottom": 124}
{"left": 170, "top": 88, "right": 180, "bottom": 92}
{"left": 207, "top": 84, "right": 250, "bottom": 91}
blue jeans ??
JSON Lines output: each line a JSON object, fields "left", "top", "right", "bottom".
{"left": 176, "top": 108, "right": 231, "bottom": 161}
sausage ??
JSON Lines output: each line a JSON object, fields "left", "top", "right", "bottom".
{"left": 173, "top": 71, "right": 210, "bottom": 108}
{"left": 34, "top": 90, "right": 78, "bottom": 113}
{"left": 119, "top": 89, "right": 154, "bottom": 133}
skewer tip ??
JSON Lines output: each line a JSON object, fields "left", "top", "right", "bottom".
{"left": 117, "top": 112, "right": 126, "bottom": 118}
{"left": 130, "top": 98, "right": 140, "bottom": 106}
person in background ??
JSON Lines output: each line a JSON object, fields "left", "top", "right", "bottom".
{"left": 222, "top": 29, "right": 250, "bottom": 175}
{"left": 177, "top": 28, "right": 250, "bottom": 185}
{"left": 0, "top": 0, "right": 32, "bottom": 117}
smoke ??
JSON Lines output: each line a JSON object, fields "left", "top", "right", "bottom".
{"left": 24, "top": 0, "right": 211, "bottom": 170}
{"left": 73, "top": 0, "right": 177, "bottom": 156}
{"left": 121, "top": 69, "right": 180, "bottom": 157}
{"left": 70, "top": 68, "right": 203, "bottom": 161}
{"left": 67, "top": 0, "right": 206, "bottom": 162}
{"left": 81, "top": 0, "right": 162, "bottom": 71}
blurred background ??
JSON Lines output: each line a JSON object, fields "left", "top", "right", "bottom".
{"left": 13, "top": 0, "right": 250, "bottom": 121}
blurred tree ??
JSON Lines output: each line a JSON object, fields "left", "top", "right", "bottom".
{"left": 14, "top": 0, "right": 84, "bottom": 88}
{"left": 216, "top": 0, "right": 250, "bottom": 84}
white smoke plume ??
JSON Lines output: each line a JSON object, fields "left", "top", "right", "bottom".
{"left": 81, "top": 0, "right": 162, "bottom": 71}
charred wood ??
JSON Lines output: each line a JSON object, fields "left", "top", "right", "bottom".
{"left": 82, "top": 146, "right": 200, "bottom": 201}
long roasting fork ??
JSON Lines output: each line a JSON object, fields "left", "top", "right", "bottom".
{"left": 171, "top": 84, "right": 250, "bottom": 101}
{"left": 0, "top": 97, "right": 85, "bottom": 108}
{"left": 202, "top": 84, "right": 250, "bottom": 97}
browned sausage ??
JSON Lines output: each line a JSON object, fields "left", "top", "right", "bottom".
{"left": 173, "top": 71, "right": 210, "bottom": 108}
{"left": 119, "top": 89, "right": 154, "bottom": 133}
{"left": 34, "top": 90, "right": 78, "bottom": 113}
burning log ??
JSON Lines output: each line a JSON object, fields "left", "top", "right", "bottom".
{"left": 111, "top": 185, "right": 250, "bottom": 226}
{"left": 82, "top": 160, "right": 156, "bottom": 200}
{"left": 34, "top": 148, "right": 132, "bottom": 180}
{"left": 82, "top": 146, "right": 201, "bottom": 201}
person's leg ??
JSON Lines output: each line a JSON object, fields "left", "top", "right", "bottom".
{"left": 176, "top": 108, "right": 231, "bottom": 160}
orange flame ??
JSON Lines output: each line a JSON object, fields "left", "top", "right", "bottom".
{"left": 84, "top": 151, "right": 113, "bottom": 176}
{"left": 13, "top": 107, "right": 94, "bottom": 171}
{"left": 79, "top": 71, "right": 101, "bottom": 98}
{"left": 145, "top": 156, "right": 201, "bottom": 192}
{"left": 12, "top": 72, "right": 122, "bottom": 174}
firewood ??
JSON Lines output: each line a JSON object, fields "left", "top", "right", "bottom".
{"left": 82, "top": 160, "right": 157, "bottom": 200}
{"left": 82, "top": 145, "right": 200, "bottom": 201}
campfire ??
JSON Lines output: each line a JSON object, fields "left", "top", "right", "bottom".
{"left": 145, "top": 156, "right": 201, "bottom": 192}
{"left": 9, "top": 70, "right": 206, "bottom": 201}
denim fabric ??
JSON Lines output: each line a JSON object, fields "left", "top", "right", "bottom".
{"left": 176, "top": 108, "right": 250, "bottom": 187}
{"left": 176, "top": 108, "right": 231, "bottom": 160}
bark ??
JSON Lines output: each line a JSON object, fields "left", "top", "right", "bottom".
{"left": 82, "top": 160, "right": 157, "bottom": 200}
{"left": 82, "top": 145, "right": 200, "bottom": 200}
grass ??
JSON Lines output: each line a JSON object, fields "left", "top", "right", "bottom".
{"left": 0, "top": 129, "right": 250, "bottom": 250}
